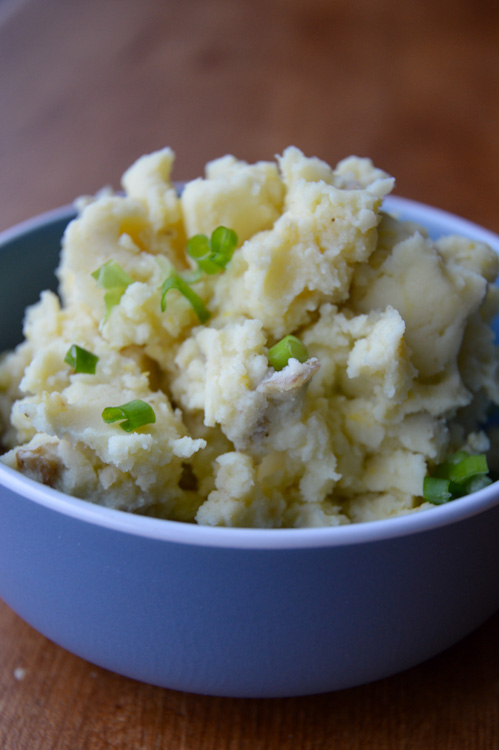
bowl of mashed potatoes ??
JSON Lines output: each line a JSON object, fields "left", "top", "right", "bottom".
{"left": 0, "top": 147, "right": 498, "bottom": 697}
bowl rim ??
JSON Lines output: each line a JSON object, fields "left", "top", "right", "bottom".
{"left": 1, "top": 195, "right": 499, "bottom": 550}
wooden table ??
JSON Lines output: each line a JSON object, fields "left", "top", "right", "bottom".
{"left": 0, "top": 0, "right": 498, "bottom": 747}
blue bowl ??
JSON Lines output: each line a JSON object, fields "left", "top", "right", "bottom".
{"left": 0, "top": 198, "right": 498, "bottom": 698}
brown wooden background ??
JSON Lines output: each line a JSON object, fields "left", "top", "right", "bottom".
{"left": 0, "top": 0, "right": 498, "bottom": 747}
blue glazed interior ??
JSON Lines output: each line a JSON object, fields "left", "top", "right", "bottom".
{"left": 0, "top": 212, "right": 75, "bottom": 351}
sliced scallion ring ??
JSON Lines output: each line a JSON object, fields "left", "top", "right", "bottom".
{"left": 186, "top": 226, "right": 237, "bottom": 275}
{"left": 102, "top": 400, "right": 156, "bottom": 432}
{"left": 448, "top": 453, "right": 488, "bottom": 483}
{"left": 91, "top": 260, "right": 132, "bottom": 289}
{"left": 160, "top": 274, "right": 211, "bottom": 323}
{"left": 92, "top": 260, "right": 133, "bottom": 320}
{"left": 423, "top": 477, "right": 454, "bottom": 505}
{"left": 423, "top": 451, "right": 491, "bottom": 505}
{"left": 64, "top": 344, "right": 99, "bottom": 374}
{"left": 268, "top": 335, "right": 309, "bottom": 371}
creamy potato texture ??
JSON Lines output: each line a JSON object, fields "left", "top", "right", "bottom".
{"left": 1, "top": 147, "right": 498, "bottom": 527}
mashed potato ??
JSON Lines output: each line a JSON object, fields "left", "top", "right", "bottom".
{"left": 1, "top": 146, "right": 498, "bottom": 527}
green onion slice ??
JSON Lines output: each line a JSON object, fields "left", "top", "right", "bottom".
{"left": 104, "top": 288, "right": 127, "bottom": 316}
{"left": 433, "top": 451, "right": 468, "bottom": 479}
{"left": 91, "top": 260, "right": 132, "bottom": 289}
{"left": 186, "top": 226, "right": 238, "bottom": 275}
{"left": 186, "top": 234, "right": 211, "bottom": 261}
{"left": 423, "top": 477, "right": 454, "bottom": 505}
{"left": 102, "top": 400, "right": 156, "bottom": 432}
{"left": 181, "top": 268, "right": 204, "bottom": 285}
{"left": 210, "top": 226, "right": 238, "bottom": 266}
{"left": 92, "top": 260, "right": 133, "bottom": 320}
{"left": 448, "top": 453, "right": 488, "bottom": 483}
{"left": 160, "top": 274, "right": 211, "bottom": 323}
{"left": 160, "top": 227, "right": 237, "bottom": 326}
{"left": 64, "top": 344, "right": 99, "bottom": 374}
{"left": 423, "top": 451, "right": 491, "bottom": 505}
{"left": 268, "top": 335, "right": 309, "bottom": 371}
{"left": 463, "top": 474, "right": 492, "bottom": 494}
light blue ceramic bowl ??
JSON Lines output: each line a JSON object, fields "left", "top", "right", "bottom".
{"left": 0, "top": 197, "right": 498, "bottom": 698}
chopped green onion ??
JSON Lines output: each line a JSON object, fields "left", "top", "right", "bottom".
{"left": 92, "top": 260, "right": 133, "bottom": 319}
{"left": 102, "top": 400, "right": 156, "bottom": 432}
{"left": 423, "top": 477, "right": 454, "bottom": 505}
{"left": 159, "top": 227, "right": 236, "bottom": 326}
{"left": 103, "top": 288, "right": 126, "bottom": 316}
{"left": 463, "top": 474, "right": 492, "bottom": 494}
{"left": 64, "top": 344, "right": 99, "bottom": 374}
{"left": 160, "top": 274, "right": 211, "bottom": 323}
{"left": 433, "top": 451, "right": 468, "bottom": 479}
{"left": 181, "top": 268, "right": 204, "bottom": 284}
{"left": 186, "top": 226, "right": 238, "bottom": 275}
{"left": 91, "top": 260, "right": 132, "bottom": 289}
{"left": 186, "top": 234, "right": 211, "bottom": 261}
{"left": 210, "top": 226, "right": 238, "bottom": 266}
{"left": 268, "top": 335, "right": 309, "bottom": 371}
{"left": 423, "top": 451, "right": 491, "bottom": 505}
{"left": 448, "top": 453, "right": 488, "bottom": 483}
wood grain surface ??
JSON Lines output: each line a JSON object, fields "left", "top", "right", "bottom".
{"left": 0, "top": 0, "right": 498, "bottom": 748}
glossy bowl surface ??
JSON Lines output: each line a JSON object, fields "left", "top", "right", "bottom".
{"left": 0, "top": 197, "right": 498, "bottom": 697}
